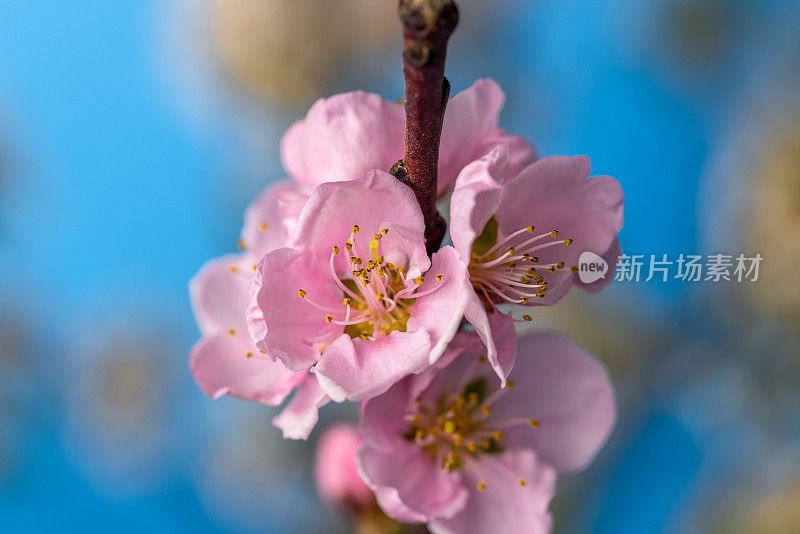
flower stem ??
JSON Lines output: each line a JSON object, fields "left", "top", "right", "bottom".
{"left": 395, "top": 0, "right": 459, "bottom": 255}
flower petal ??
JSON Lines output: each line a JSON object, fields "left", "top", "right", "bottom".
{"left": 190, "top": 255, "right": 250, "bottom": 336}
{"left": 449, "top": 146, "right": 510, "bottom": 260}
{"left": 189, "top": 333, "right": 304, "bottom": 404}
{"left": 439, "top": 79, "right": 506, "bottom": 194}
{"left": 358, "top": 443, "right": 468, "bottom": 522}
{"left": 314, "top": 329, "right": 432, "bottom": 402}
{"left": 292, "top": 169, "right": 426, "bottom": 263}
{"left": 280, "top": 91, "right": 404, "bottom": 189}
{"left": 491, "top": 331, "right": 617, "bottom": 474}
{"left": 428, "top": 449, "right": 555, "bottom": 534}
{"left": 463, "top": 293, "right": 517, "bottom": 386}
{"left": 247, "top": 248, "right": 342, "bottom": 371}
{"left": 406, "top": 246, "right": 471, "bottom": 365}
{"left": 240, "top": 180, "right": 309, "bottom": 258}
{"left": 272, "top": 375, "right": 329, "bottom": 440}
{"left": 314, "top": 424, "right": 374, "bottom": 513}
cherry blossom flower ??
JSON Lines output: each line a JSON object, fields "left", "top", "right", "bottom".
{"left": 450, "top": 146, "right": 624, "bottom": 384}
{"left": 247, "top": 170, "right": 471, "bottom": 402}
{"left": 281, "top": 78, "right": 535, "bottom": 196}
{"left": 357, "top": 330, "right": 617, "bottom": 534}
{"left": 314, "top": 424, "right": 375, "bottom": 516}
{"left": 189, "top": 182, "right": 327, "bottom": 440}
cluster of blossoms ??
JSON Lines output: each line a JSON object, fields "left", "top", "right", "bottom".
{"left": 190, "top": 79, "right": 623, "bottom": 533}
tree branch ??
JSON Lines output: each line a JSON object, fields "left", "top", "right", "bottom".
{"left": 395, "top": 0, "right": 459, "bottom": 255}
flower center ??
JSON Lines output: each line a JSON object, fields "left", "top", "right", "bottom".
{"left": 299, "top": 225, "right": 443, "bottom": 341}
{"left": 468, "top": 218, "right": 575, "bottom": 316}
{"left": 405, "top": 356, "right": 539, "bottom": 487}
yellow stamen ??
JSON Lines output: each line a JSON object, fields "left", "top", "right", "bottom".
{"left": 477, "top": 482, "right": 486, "bottom": 491}
{"left": 258, "top": 222, "right": 268, "bottom": 232}
{"left": 298, "top": 289, "right": 307, "bottom": 298}
{"left": 529, "top": 419, "right": 539, "bottom": 428}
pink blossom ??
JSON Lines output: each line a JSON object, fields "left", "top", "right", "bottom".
{"left": 314, "top": 424, "right": 375, "bottom": 516}
{"left": 247, "top": 170, "right": 471, "bottom": 402}
{"left": 450, "top": 146, "right": 624, "bottom": 384}
{"left": 189, "top": 182, "right": 328, "bottom": 440}
{"left": 281, "top": 78, "right": 534, "bottom": 196}
{"left": 357, "top": 331, "right": 617, "bottom": 534}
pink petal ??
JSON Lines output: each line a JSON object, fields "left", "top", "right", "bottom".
{"left": 463, "top": 293, "right": 517, "bottom": 386}
{"left": 476, "top": 130, "right": 537, "bottom": 179}
{"left": 491, "top": 331, "right": 617, "bottom": 474}
{"left": 291, "top": 170, "right": 426, "bottom": 265}
{"left": 406, "top": 246, "right": 471, "bottom": 365}
{"left": 358, "top": 443, "right": 468, "bottom": 522}
{"left": 272, "top": 375, "right": 329, "bottom": 440}
{"left": 314, "top": 424, "right": 374, "bottom": 512}
{"left": 240, "top": 180, "right": 308, "bottom": 258}
{"left": 280, "top": 91, "right": 404, "bottom": 189}
{"left": 449, "top": 146, "right": 510, "bottom": 261}
{"left": 439, "top": 79, "right": 506, "bottom": 194}
{"left": 247, "top": 248, "right": 343, "bottom": 371}
{"left": 372, "top": 487, "right": 427, "bottom": 524}
{"left": 428, "top": 449, "right": 556, "bottom": 534}
{"left": 313, "top": 329, "right": 432, "bottom": 402}
{"left": 190, "top": 255, "right": 250, "bottom": 336}
{"left": 189, "top": 333, "right": 304, "bottom": 404}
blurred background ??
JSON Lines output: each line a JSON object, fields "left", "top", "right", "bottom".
{"left": 1, "top": 0, "right": 799, "bottom": 532}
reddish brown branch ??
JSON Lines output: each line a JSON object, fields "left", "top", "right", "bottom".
{"left": 395, "top": 0, "right": 459, "bottom": 255}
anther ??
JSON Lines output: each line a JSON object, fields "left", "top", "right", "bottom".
{"left": 435, "top": 273, "right": 443, "bottom": 282}
{"left": 563, "top": 238, "right": 574, "bottom": 245}
{"left": 526, "top": 225, "right": 535, "bottom": 233}
{"left": 493, "top": 430, "right": 504, "bottom": 441}
{"left": 481, "top": 406, "right": 491, "bottom": 415}
{"left": 352, "top": 225, "right": 360, "bottom": 233}
{"left": 522, "top": 314, "right": 532, "bottom": 322}
{"left": 519, "top": 479, "right": 527, "bottom": 487}
{"left": 550, "top": 229, "right": 559, "bottom": 238}
{"left": 570, "top": 265, "right": 579, "bottom": 273}
{"left": 466, "top": 441, "right": 477, "bottom": 453}
{"left": 229, "top": 265, "right": 238, "bottom": 273}
{"left": 237, "top": 239, "right": 246, "bottom": 249}
{"left": 381, "top": 227, "right": 389, "bottom": 235}
{"left": 332, "top": 245, "right": 340, "bottom": 255}
{"left": 530, "top": 256, "right": 539, "bottom": 264}
{"left": 507, "top": 246, "right": 516, "bottom": 254}
{"left": 556, "top": 261, "right": 565, "bottom": 270}
{"left": 258, "top": 222, "right": 268, "bottom": 232}
{"left": 245, "top": 351, "right": 253, "bottom": 358}
{"left": 529, "top": 419, "right": 539, "bottom": 428}
{"left": 325, "top": 315, "right": 334, "bottom": 323}
{"left": 477, "top": 356, "right": 487, "bottom": 363}
{"left": 506, "top": 380, "right": 515, "bottom": 389}
{"left": 228, "top": 329, "right": 236, "bottom": 336}
{"left": 415, "top": 276, "right": 425, "bottom": 285}
{"left": 298, "top": 289, "right": 307, "bottom": 298}
{"left": 477, "top": 482, "right": 486, "bottom": 491}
